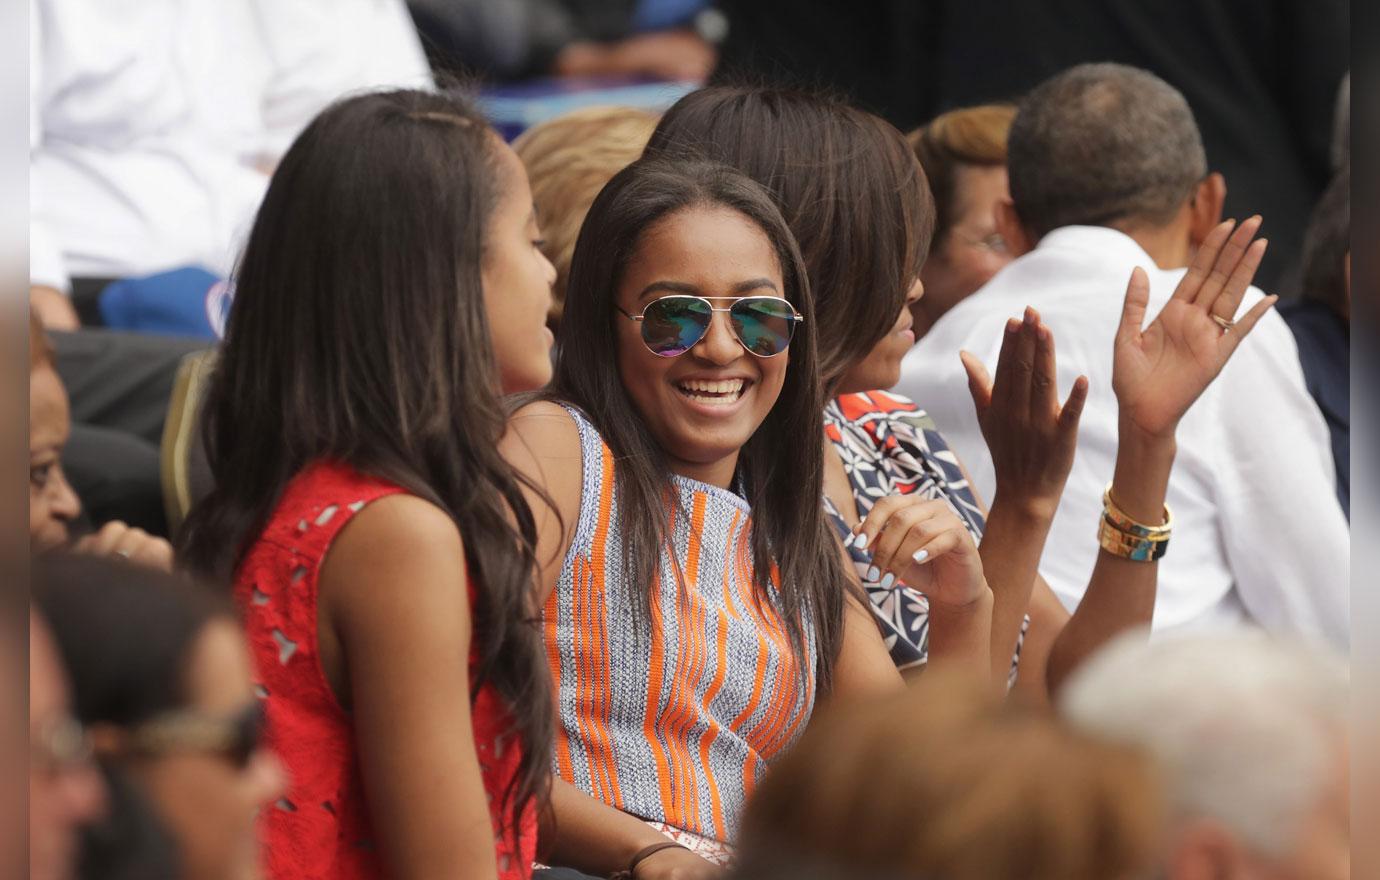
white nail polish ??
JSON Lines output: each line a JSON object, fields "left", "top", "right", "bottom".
{"left": 912, "top": 549, "right": 930, "bottom": 564}
{"left": 879, "top": 572, "right": 896, "bottom": 590}
{"left": 867, "top": 565, "right": 880, "bottom": 582}
{"left": 855, "top": 533, "right": 869, "bottom": 550}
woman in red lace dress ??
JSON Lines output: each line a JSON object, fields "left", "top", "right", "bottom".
{"left": 179, "top": 90, "right": 559, "bottom": 880}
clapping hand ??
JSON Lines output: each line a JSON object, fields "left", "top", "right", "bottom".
{"left": 960, "top": 307, "right": 1088, "bottom": 520}
{"left": 1113, "top": 217, "right": 1273, "bottom": 439}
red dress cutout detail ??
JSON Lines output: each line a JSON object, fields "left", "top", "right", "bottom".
{"left": 235, "top": 460, "right": 536, "bottom": 879}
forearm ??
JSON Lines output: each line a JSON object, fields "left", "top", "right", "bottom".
{"left": 926, "top": 587, "right": 994, "bottom": 680}
{"left": 542, "top": 778, "right": 674, "bottom": 874}
{"left": 1007, "top": 578, "right": 1069, "bottom": 705}
{"left": 1047, "top": 425, "right": 1175, "bottom": 692}
{"left": 977, "top": 497, "right": 1055, "bottom": 684}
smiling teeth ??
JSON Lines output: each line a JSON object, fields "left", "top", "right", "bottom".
{"left": 680, "top": 379, "right": 744, "bottom": 394}
{"left": 677, "top": 378, "right": 746, "bottom": 406}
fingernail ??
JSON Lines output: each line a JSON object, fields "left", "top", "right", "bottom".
{"left": 912, "top": 549, "right": 929, "bottom": 564}
{"left": 867, "top": 565, "right": 880, "bottom": 582}
{"left": 1006, "top": 319, "right": 1019, "bottom": 335}
{"left": 1024, "top": 309, "right": 1036, "bottom": 325}
{"left": 854, "top": 533, "right": 869, "bottom": 550}
{"left": 879, "top": 572, "right": 896, "bottom": 590}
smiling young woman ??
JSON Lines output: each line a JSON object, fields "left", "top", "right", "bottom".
{"left": 502, "top": 157, "right": 991, "bottom": 878}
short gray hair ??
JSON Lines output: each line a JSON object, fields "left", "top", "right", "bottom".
{"left": 1059, "top": 630, "right": 1348, "bottom": 860}
{"left": 1007, "top": 63, "right": 1207, "bottom": 238}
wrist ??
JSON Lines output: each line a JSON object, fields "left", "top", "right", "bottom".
{"left": 928, "top": 580, "right": 993, "bottom": 616}
{"left": 1116, "top": 412, "right": 1180, "bottom": 450}
{"left": 988, "top": 490, "right": 1060, "bottom": 526}
{"left": 1111, "top": 421, "right": 1177, "bottom": 524}
{"left": 617, "top": 841, "right": 690, "bottom": 879}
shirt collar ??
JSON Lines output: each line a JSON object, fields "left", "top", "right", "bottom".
{"left": 1034, "top": 225, "right": 1160, "bottom": 267}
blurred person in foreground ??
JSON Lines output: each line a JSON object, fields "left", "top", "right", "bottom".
{"left": 30, "top": 605, "right": 106, "bottom": 880}
{"left": 898, "top": 63, "right": 1348, "bottom": 651}
{"left": 35, "top": 554, "right": 286, "bottom": 880}
{"left": 513, "top": 105, "right": 658, "bottom": 334}
{"left": 1062, "top": 631, "right": 1350, "bottom": 880}
{"left": 29, "top": 315, "right": 172, "bottom": 569}
{"left": 731, "top": 671, "right": 1165, "bottom": 880}
{"left": 1279, "top": 164, "right": 1350, "bottom": 517}
{"left": 907, "top": 104, "right": 1015, "bottom": 339}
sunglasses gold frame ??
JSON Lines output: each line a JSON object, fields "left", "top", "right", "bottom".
{"left": 615, "top": 294, "right": 805, "bottom": 358}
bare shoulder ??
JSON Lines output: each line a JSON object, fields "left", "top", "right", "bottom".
{"left": 320, "top": 494, "right": 470, "bottom": 639}
{"left": 503, "top": 400, "right": 581, "bottom": 457}
{"left": 499, "top": 400, "right": 583, "bottom": 510}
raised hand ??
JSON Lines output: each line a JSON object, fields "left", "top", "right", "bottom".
{"left": 848, "top": 496, "right": 988, "bottom": 609}
{"left": 1113, "top": 217, "right": 1274, "bottom": 439}
{"left": 961, "top": 307, "right": 1088, "bottom": 520}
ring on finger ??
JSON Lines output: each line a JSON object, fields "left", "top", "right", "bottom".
{"left": 1211, "top": 314, "right": 1235, "bottom": 332}
{"left": 114, "top": 547, "right": 133, "bottom": 560}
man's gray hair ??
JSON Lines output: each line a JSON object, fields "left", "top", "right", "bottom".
{"left": 1007, "top": 63, "right": 1208, "bottom": 238}
{"left": 1059, "top": 630, "right": 1348, "bottom": 859}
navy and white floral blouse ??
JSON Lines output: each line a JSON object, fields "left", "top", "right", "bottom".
{"left": 824, "top": 390, "right": 1021, "bottom": 679}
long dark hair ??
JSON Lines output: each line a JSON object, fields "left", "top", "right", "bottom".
{"left": 548, "top": 157, "right": 850, "bottom": 691}
{"left": 644, "top": 86, "right": 935, "bottom": 393}
{"left": 35, "top": 554, "right": 236, "bottom": 880}
{"left": 177, "top": 90, "right": 553, "bottom": 819}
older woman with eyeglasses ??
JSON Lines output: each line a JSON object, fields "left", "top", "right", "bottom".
{"left": 34, "top": 554, "right": 286, "bottom": 880}
{"left": 907, "top": 104, "right": 1017, "bottom": 340}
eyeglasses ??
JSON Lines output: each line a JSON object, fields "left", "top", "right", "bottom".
{"left": 616, "top": 295, "right": 804, "bottom": 358}
{"left": 953, "top": 230, "right": 1009, "bottom": 254}
{"left": 124, "top": 702, "right": 265, "bottom": 770}
{"left": 32, "top": 715, "right": 95, "bottom": 777}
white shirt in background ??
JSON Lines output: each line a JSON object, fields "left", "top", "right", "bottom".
{"left": 30, "top": 0, "right": 431, "bottom": 291}
{"left": 895, "top": 225, "right": 1349, "bottom": 650}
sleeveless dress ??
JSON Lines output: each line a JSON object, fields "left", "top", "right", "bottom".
{"left": 543, "top": 406, "right": 816, "bottom": 856}
{"left": 824, "top": 391, "right": 1024, "bottom": 683}
{"left": 235, "top": 460, "right": 536, "bottom": 880}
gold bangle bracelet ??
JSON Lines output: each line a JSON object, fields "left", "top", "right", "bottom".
{"left": 1102, "top": 483, "right": 1173, "bottom": 539}
{"left": 1098, "top": 515, "right": 1170, "bottom": 562}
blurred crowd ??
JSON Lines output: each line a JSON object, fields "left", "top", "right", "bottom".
{"left": 27, "top": 2, "right": 1349, "bottom": 880}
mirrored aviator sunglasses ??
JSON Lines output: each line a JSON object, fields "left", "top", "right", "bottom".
{"left": 617, "top": 295, "right": 804, "bottom": 358}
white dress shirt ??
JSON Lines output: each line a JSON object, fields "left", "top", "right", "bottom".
{"left": 896, "top": 226, "right": 1349, "bottom": 650}
{"left": 30, "top": 0, "right": 430, "bottom": 290}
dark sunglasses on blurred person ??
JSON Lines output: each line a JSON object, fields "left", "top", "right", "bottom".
{"left": 99, "top": 702, "right": 265, "bottom": 770}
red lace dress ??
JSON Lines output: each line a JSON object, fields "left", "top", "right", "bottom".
{"left": 235, "top": 460, "right": 536, "bottom": 879}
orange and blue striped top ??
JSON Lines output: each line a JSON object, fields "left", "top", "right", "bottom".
{"left": 542, "top": 406, "right": 817, "bottom": 843}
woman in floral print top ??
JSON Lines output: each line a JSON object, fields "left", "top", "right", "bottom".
{"left": 823, "top": 389, "right": 990, "bottom": 670}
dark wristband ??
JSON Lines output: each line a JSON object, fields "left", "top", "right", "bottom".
{"left": 609, "top": 841, "right": 689, "bottom": 879}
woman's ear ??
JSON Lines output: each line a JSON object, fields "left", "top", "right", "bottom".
{"left": 994, "top": 199, "right": 1035, "bottom": 257}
